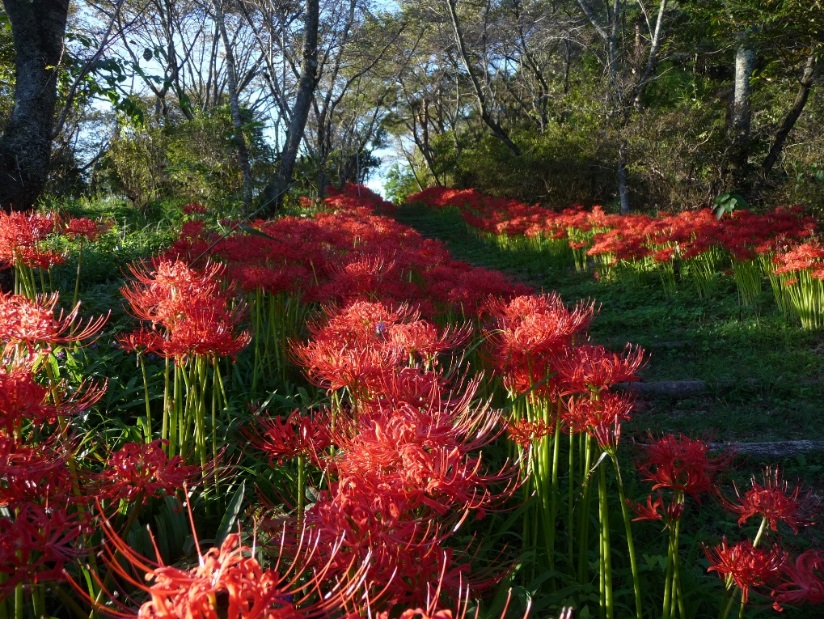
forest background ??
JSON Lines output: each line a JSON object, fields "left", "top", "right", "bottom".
{"left": 1, "top": 0, "right": 822, "bottom": 216}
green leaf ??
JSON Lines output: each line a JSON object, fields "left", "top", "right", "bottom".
{"left": 143, "top": 48, "right": 153, "bottom": 61}
{"left": 214, "top": 480, "right": 245, "bottom": 546}
{"left": 238, "top": 224, "right": 277, "bottom": 240}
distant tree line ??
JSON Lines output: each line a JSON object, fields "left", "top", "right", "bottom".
{"left": 1, "top": 0, "right": 821, "bottom": 214}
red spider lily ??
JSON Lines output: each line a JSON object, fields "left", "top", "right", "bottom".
{"left": 705, "top": 538, "right": 787, "bottom": 604}
{"left": 81, "top": 498, "right": 367, "bottom": 619}
{"left": 0, "top": 292, "right": 107, "bottom": 353}
{"left": 772, "top": 549, "right": 824, "bottom": 610}
{"left": 247, "top": 409, "right": 332, "bottom": 467}
{"left": 162, "top": 306, "right": 252, "bottom": 361}
{"left": 561, "top": 391, "right": 635, "bottom": 449}
{"left": 16, "top": 246, "right": 66, "bottom": 269}
{"left": 484, "top": 294, "right": 595, "bottom": 395}
{"left": 386, "top": 320, "right": 472, "bottom": 367}
{"left": 0, "top": 211, "right": 58, "bottom": 269}
{"left": 292, "top": 479, "right": 468, "bottom": 607}
{"left": 294, "top": 301, "right": 465, "bottom": 399}
{"left": 116, "top": 328, "right": 166, "bottom": 356}
{"left": 720, "top": 467, "right": 816, "bottom": 534}
{"left": 506, "top": 418, "right": 552, "bottom": 449}
{"left": 62, "top": 217, "right": 106, "bottom": 242}
{"left": 773, "top": 241, "right": 824, "bottom": 276}
{"left": 333, "top": 397, "right": 514, "bottom": 518}
{"left": 95, "top": 440, "right": 199, "bottom": 505}
{"left": 626, "top": 491, "right": 684, "bottom": 524}
{"left": 294, "top": 337, "right": 402, "bottom": 396}
{"left": 182, "top": 202, "right": 207, "bottom": 215}
{"left": 0, "top": 361, "right": 49, "bottom": 432}
{"left": 0, "top": 436, "right": 76, "bottom": 509}
{"left": 121, "top": 259, "right": 228, "bottom": 326}
{"left": 0, "top": 360, "right": 106, "bottom": 433}
{"left": 285, "top": 381, "right": 515, "bottom": 605}
{"left": 0, "top": 502, "right": 85, "bottom": 597}
{"left": 121, "top": 259, "right": 249, "bottom": 361}
{"left": 373, "top": 367, "right": 445, "bottom": 409}
{"left": 636, "top": 434, "right": 729, "bottom": 498}
{"left": 555, "top": 344, "right": 646, "bottom": 394}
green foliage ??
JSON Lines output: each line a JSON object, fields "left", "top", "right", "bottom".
{"left": 98, "top": 104, "right": 274, "bottom": 211}
{"left": 451, "top": 124, "right": 616, "bottom": 208}
{"left": 384, "top": 163, "right": 419, "bottom": 204}
{"left": 714, "top": 192, "right": 747, "bottom": 219}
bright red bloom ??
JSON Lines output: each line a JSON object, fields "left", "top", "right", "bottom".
{"left": 484, "top": 294, "right": 595, "bottom": 396}
{"left": 0, "top": 502, "right": 85, "bottom": 597}
{"left": 182, "top": 202, "right": 207, "bottom": 215}
{"left": 0, "top": 360, "right": 105, "bottom": 433}
{"left": 247, "top": 409, "right": 332, "bottom": 467}
{"left": 555, "top": 344, "right": 646, "bottom": 394}
{"left": 87, "top": 507, "right": 363, "bottom": 619}
{"left": 294, "top": 301, "right": 465, "bottom": 400}
{"left": 0, "top": 292, "right": 107, "bottom": 353}
{"left": 720, "top": 468, "right": 815, "bottom": 533}
{"left": 506, "top": 418, "right": 552, "bottom": 449}
{"left": 772, "top": 550, "right": 824, "bottom": 610}
{"left": 96, "top": 440, "right": 199, "bottom": 504}
{"left": 626, "top": 491, "right": 684, "bottom": 523}
{"left": 0, "top": 437, "right": 75, "bottom": 508}
{"left": 562, "top": 392, "right": 635, "bottom": 448}
{"left": 637, "top": 434, "right": 729, "bottom": 498}
{"left": 63, "top": 217, "right": 106, "bottom": 241}
{"left": 121, "top": 259, "right": 250, "bottom": 362}
{"left": 0, "top": 211, "right": 58, "bottom": 270}
{"left": 705, "top": 538, "right": 786, "bottom": 604}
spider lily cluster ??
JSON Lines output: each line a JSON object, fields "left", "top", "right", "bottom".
{"left": 409, "top": 187, "right": 824, "bottom": 327}
{"left": 0, "top": 184, "right": 822, "bottom": 618}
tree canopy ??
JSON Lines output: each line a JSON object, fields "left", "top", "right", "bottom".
{"left": 1, "top": 0, "right": 821, "bottom": 212}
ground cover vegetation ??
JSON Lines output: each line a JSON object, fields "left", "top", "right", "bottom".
{"left": 0, "top": 184, "right": 822, "bottom": 619}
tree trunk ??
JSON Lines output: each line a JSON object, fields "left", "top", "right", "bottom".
{"left": 730, "top": 43, "right": 755, "bottom": 189}
{"left": 260, "top": 0, "right": 319, "bottom": 213}
{"left": 0, "top": 0, "right": 70, "bottom": 212}
{"left": 212, "top": 0, "right": 254, "bottom": 213}
{"left": 761, "top": 52, "right": 816, "bottom": 178}
{"left": 617, "top": 139, "right": 630, "bottom": 214}
{"left": 444, "top": 0, "right": 520, "bottom": 156}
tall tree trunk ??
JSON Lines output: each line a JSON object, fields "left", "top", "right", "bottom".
{"left": 730, "top": 43, "right": 755, "bottom": 189}
{"left": 260, "top": 0, "right": 319, "bottom": 213}
{"left": 212, "top": 0, "right": 254, "bottom": 213}
{"left": 761, "top": 52, "right": 816, "bottom": 178}
{"left": 617, "top": 139, "right": 630, "bottom": 214}
{"left": 0, "top": 0, "right": 70, "bottom": 212}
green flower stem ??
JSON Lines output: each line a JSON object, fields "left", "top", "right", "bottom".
{"left": 599, "top": 463, "right": 613, "bottom": 619}
{"left": 568, "top": 430, "right": 576, "bottom": 571}
{"left": 138, "top": 354, "right": 152, "bottom": 442}
{"left": 609, "top": 452, "right": 642, "bottom": 619}
{"left": 752, "top": 517, "right": 768, "bottom": 548}
{"left": 720, "top": 589, "right": 740, "bottom": 619}
{"left": 578, "top": 435, "right": 593, "bottom": 584}
{"left": 13, "top": 583, "right": 22, "bottom": 619}
{"left": 162, "top": 359, "right": 171, "bottom": 454}
{"left": 297, "top": 455, "right": 306, "bottom": 529}
{"left": 72, "top": 244, "right": 84, "bottom": 308}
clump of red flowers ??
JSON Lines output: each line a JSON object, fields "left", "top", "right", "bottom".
{"left": 120, "top": 258, "right": 250, "bottom": 362}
